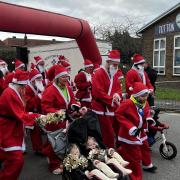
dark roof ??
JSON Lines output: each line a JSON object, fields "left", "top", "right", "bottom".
{"left": 137, "top": 2, "right": 180, "bottom": 34}
{"left": 3, "top": 37, "right": 62, "bottom": 47}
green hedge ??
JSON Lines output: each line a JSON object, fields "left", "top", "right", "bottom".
{"left": 155, "top": 88, "right": 180, "bottom": 100}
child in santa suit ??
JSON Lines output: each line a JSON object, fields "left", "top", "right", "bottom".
{"left": 74, "top": 59, "right": 94, "bottom": 109}
{"left": 0, "top": 70, "right": 39, "bottom": 180}
{"left": 115, "top": 82, "right": 157, "bottom": 180}
{"left": 41, "top": 65, "right": 81, "bottom": 175}
{"left": 125, "top": 54, "right": 154, "bottom": 99}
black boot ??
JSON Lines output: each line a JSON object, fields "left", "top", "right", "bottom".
{"left": 143, "top": 166, "right": 157, "bottom": 173}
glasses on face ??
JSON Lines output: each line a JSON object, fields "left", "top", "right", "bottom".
{"left": 140, "top": 93, "right": 149, "bottom": 98}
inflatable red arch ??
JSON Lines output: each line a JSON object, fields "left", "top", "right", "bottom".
{"left": 0, "top": 2, "right": 102, "bottom": 64}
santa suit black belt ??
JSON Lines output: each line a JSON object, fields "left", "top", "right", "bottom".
{"left": 0, "top": 114, "right": 14, "bottom": 120}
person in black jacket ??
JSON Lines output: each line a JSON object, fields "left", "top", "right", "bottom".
{"left": 144, "top": 63, "right": 158, "bottom": 107}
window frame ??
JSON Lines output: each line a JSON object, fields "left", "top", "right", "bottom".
{"left": 173, "top": 35, "right": 180, "bottom": 76}
{"left": 153, "top": 37, "right": 166, "bottom": 75}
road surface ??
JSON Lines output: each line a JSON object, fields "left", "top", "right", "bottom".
{"left": 18, "top": 113, "right": 180, "bottom": 180}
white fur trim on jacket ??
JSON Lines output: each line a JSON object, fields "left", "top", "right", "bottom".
{"left": 129, "top": 126, "right": 138, "bottom": 136}
{"left": 118, "top": 135, "right": 147, "bottom": 145}
{"left": 92, "top": 110, "right": 114, "bottom": 116}
{"left": 146, "top": 117, "right": 156, "bottom": 126}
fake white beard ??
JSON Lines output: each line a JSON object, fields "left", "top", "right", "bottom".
{"left": 137, "top": 65, "right": 144, "bottom": 72}
{"left": 37, "top": 65, "right": 45, "bottom": 73}
{"left": 35, "top": 80, "right": 44, "bottom": 92}
{"left": 0, "top": 67, "right": 8, "bottom": 75}
{"left": 85, "top": 72, "right": 91, "bottom": 82}
{"left": 109, "top": 65, "right": 117, "bottom": 78}
{"left": 93, "top": 161, "right": 119, "bottom": 178}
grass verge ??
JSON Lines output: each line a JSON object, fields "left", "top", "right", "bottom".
{"left": 156, "top": 88, "right": 180, "bottom": 100}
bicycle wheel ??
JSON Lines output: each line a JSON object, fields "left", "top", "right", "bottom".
{"left": 159, "top": 141, "right": 177, "bottom": 160}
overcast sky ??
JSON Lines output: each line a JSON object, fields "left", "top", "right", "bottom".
{"left": 0, "top": 0, "right": 179, "bottom": 40}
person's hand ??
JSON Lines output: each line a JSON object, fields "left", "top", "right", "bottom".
{"left": 163, "top": 124, "right": 169, "bottom": 129}
{"left": 113, "top": 93, "right": 121, "bottom": 106}
{"left": 150, "top": 109, "right": 155, "bottom": 116}
{"left": 87, "top": 172, "right": 94, "bottom": 179}
{"left": 134, "top": 128, "right": 141, "bottom": 136}
{"left": 157, "top": 126, "right": 164, "bottom": 131}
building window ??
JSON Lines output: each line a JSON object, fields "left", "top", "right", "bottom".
{"left": 173, "top": 35, "right": 180, "bottom": 76}
{"left": 153, "top": 38, "right": 166, "bottom": 75}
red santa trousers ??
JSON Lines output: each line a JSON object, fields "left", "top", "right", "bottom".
{"left": 141, "top": 140, "right": 152, "bottom": 168}
{"left": 42, "top": 141, "right": 62, "bottom": 172}
{"left": 0, "top": 150, "right": 24, "bottom": 180}
{"left": 29, "top": 124, "right": 43, "bottom": 152}
{"left": 117, "top": 140, "right": 152, "bottom": 180}
{"left": 97, "top": 115, "right": 115, "bottom": 148}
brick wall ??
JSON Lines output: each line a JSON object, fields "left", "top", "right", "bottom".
{"left": 141, "top": 8, "right": 180, "bottom": 81}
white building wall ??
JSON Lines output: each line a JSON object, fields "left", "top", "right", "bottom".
{"left": 28, "top": 40, "right": 111, "bottom": 78}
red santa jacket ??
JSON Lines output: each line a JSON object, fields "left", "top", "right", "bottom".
{"left": 0, "top": 77, "right": 4, "bottom": 96}
{"left": 115, "top": 99, "right": 152, "bottom": 145}
{"left": 125, "top": 68, "right": 153, "bottom": 97}
{"left": 0, "top": 85, "right": 38, "bottom": 151}
{"left": 91, "top": 67, "right": 122, "bottom": 116}
{"left": 3, "top": 71, "right": 15, "bottom": 89}
{"left": 25, "top": 84, "right": 42, "bottom": 113}
{"left": 74, "top": 71, "right": 92, "bottom": 102}
{"left": 41, "top": 83, "right": 80, "bottom": 131}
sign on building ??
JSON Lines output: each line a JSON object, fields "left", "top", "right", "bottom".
{"left": 155, "top": 13, "right": 180, "bottom": 36}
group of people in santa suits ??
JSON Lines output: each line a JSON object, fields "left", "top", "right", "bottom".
{"left": 0, "top": 49, "right": 159, "bottom": 180}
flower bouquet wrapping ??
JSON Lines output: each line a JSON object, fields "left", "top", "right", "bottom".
{"left": 36, "top": 110, "right": 66, "bottom": 127}
{"left": 63, "top": 154, "right": 88, "bottom": 172}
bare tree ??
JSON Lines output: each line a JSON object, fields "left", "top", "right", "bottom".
{"left": 90, "top": 16, "right": 142, "bottom": 64}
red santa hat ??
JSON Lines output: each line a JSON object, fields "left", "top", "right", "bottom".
{"left": 132, "top": 82, "right": 149, "bottom": 97}
{"left": 107, "top": 50, "right": 120, "bottom": 63}
{"left": 61, "top": 61, "right": 71, "bottom": 69}
{"left": 84, "top": 59, "right": 93, "bottom": 68}
{"left": 13, "top": 59, "right": 25, "bottom": 70}
{"left": 116, "top": 69, "right": 124, "bottom": 80}
{"left": 58, "top": 55, "right": 69, "bottom": 63}
{"left": 29, "top": 63, "right": 42, "bottom": 82}
{"left": 0, "top": 59, "right": 7, "bottom": 66}
{"left": 12, "top": 69, "right": 29, "bottom": 85}
{"left": 94, "top": 63, "right": 100, "bottom": 70}
{"left": 54, "top": 65, "right": 69, "bottom": 79}
{"left": 133, "top": 54, "right": 145, "bottom": 65}
{"left": 34, "top": 56, "right": 44, "bottom": 65}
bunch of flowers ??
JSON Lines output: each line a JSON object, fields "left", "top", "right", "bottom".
{"left": 63, "top": 154, "right": 88, "bottom": 172}
{"left": 88, "top": 149, "right": 107, "bottom": 162}
{"left": 36, "top": 110, "right": 66, "bottom": 127}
